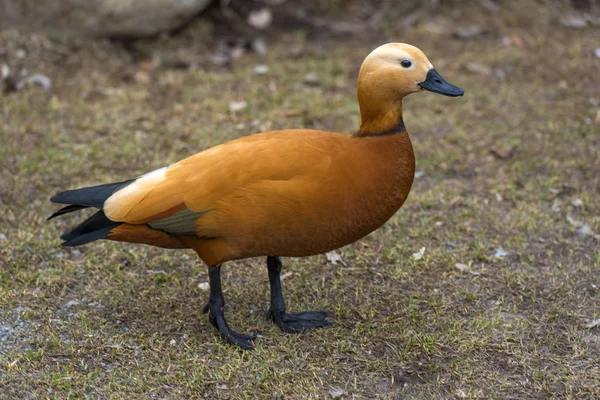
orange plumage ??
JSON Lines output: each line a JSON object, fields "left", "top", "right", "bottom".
{"left": 50, "top": 43, "right": 463, "bottom": 348}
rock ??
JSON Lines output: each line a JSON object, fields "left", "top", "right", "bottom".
{"left": 251, "top": 38, "right": 268, "bottom": 56}
{"left": 493, "top": 248, "right": 507, "bottom": 258}
{"left": 577, "top": 224, "right": 594, "bottom": 237}
{"left": 454, "top": 26, "right": 486, "bottom": 39}
{"left": 247, "top": 8, "right": 272, "bottom": 30}
{"left": 329, "top": 388, "right": 345, "bottom": 398}
{"left": 571, "top": 198, "right": 584, "bottom": 207}
{"left": 595, "top": 48, "right": 600, "bottom": 59}
{"left": 0, "top": 0, "right": 212, "bottom": 38}
{"left": 303, "top": 73, "right": 320, "bottom": 87}
{"left": 253, "top": 65, "right": 270, "bottom": 75}
{"left": 1, "top": 64, "right": 9, "bottom": 80}
{"left": 197, "top": 282, "right": 210, "bottom": 291}
{"left": 466, "top": 63, "right": 492, "bottom": 76}
{"left": 585, "top": 318, "right": 600, "bottom": 329}
{"left": 559, "top": 15, "right": 588, "bottom": 28}
{"left": 17, "top": 74, "right": 52, "bottom": 91}
{"left": 229, "top": 101, "right": 247, "bottom": 112}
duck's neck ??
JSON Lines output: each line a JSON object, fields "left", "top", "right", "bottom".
{"left": 354, "top": 93, "right": 405, "bottom": 137}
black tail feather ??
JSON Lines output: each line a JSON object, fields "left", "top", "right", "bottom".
{"left": 49, "top": 179, "right": 133, "bottom": 246}
{"left": 50, "top": 180, "right": 134, "bottom": 209}
{"left": 60, "top": 210, "right": 121, "bottom": 246}
{"left": 47, "top": 204, "right": 90, "bottom": 221}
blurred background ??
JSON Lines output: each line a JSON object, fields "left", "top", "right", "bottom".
{"left": 0, "top": 0, "right": 599, "bottom": 398}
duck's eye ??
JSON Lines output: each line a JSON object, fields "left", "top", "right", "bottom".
{"left": 400, "top": 59, "right": 412, "bottom": 68}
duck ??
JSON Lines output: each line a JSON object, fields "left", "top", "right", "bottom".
{"left": 49, "top": 43, "right": 463, "bottom": 349}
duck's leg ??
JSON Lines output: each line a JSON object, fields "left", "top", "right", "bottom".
{"left": 203, "top": 265, "right": 256, "bottom": 349}
{"left": 266, "top": 256, "right": 331, "bottom": 333}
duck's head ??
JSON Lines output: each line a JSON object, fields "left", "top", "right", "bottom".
{"left": 357, "top": 43, "right": 463, "bottom": 134}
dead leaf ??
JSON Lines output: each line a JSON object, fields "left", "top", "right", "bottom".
{"left": 412, "top": 247, "right": 426, "bottom": 261}
{"left": 326, "top": 250, "right": 346, "bottom": 266}
{"left": 585, "top": 318, "right": 600, "bottom": 329}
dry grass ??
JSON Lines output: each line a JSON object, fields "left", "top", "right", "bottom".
{"left": 1, "top": 2, "right": 599, "bottom": 398}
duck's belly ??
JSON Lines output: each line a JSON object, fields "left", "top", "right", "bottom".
{"left": 223, "top": 189, "right": 409, "bottom": 259}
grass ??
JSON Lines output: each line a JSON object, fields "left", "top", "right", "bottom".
{"left": 1, "top": 2, "right": 599, "bottom": 398}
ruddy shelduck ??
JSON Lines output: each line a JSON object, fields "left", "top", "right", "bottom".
{"left": 50, "top": 43, "right": 463, "bottom": 349}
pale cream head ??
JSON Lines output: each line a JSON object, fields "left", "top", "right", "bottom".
{"left": 356, "top": 43, "right": 463, "bottom": 135}
{"left": 360, "top": 43, "right": 435, "bottom": 98}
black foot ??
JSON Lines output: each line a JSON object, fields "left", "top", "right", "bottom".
{"left": 204, "top": 265, "right": 256, "bottom": 349}
{"left": 204, "top": 302, "right": 256, "bottom": 349}
{"left": 267, "top": 309, "right": 331, "bottom": 333}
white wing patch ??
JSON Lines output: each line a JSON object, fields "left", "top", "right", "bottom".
{"left": 104, "top": 166, "right": 168, "bottom": 217}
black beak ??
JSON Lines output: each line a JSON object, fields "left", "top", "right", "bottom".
{"left": 418, "top": 69, "right": 464, "bottom": 97}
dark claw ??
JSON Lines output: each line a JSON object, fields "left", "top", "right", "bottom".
{"left": 207, "top": 307, "right": 256, "bottom": 349}
{"left": 214, "top": 313, "right": 256, "bottom": 349}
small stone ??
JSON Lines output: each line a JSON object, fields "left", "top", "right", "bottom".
{"left": 414, "top": 170, "right": 424, "bottom": 178}
{"left": 577, "top": 224, "right": 594, "bottom": 236}
{"left": 559, "top": 15, "right": 588, "bottom": 28}
{"left": 571, "top": 198, "right": 584, "bottom": 207}
{"left": 493, "top": 248, "right": 507, "bottom": 258}
{"left": 169, "top": 339, "right": 176, "bottom": 346}
{"left": 454, "top": 26, "right": 486, "bottom": 39}
{"left": 197, "top": 282, "right": 210, "bottom": 291}
{"left": 17, "top": 74, "right": 52, "bottom": 91}
{"left": 566, "top": 214, "right": 582, "bottom": 227}
{"left": 594, "top": 48, "right": 600, "bottom": 59}
{"left": 247, "top": 8, "right": 272, "bottom": 29}
{"left": 551, "top": 200, "right": 561, "bottom": 212}
{"left": 209, "top": 52, "right": 230, "bottom": 66}
{"left": 329, "top": 387, "right": 345, "bottom": 398}
{"left": 0, "top": 233, "right": 6, "bottom": 240}
{"left": 134, "top": 70, "right": 150, "bottom": 84}
{"left": 235, "top": 123, "right": 246, "bottom": 130}
{"left": 466, "top": 63, "right": 492, "bottom": 76}
{"left": 585, "top": 318, "right": 600, "bottom": 329}
{"left": 229, "top": 101, "right": 247, "bottom": 112}
{"left": 253, "top": 65, "right": 270, "bottom": 75}
{"left": 62, "top": 300, "right": 80, "bottom": 309}
{"left": 303, "top": 73, "right": 320, "bottom": 86}
{"left": 1, "top": 64, "right": 9, "bottom": 80}
{"left": 251, "top": 38, "right": 268, "bottom": 56}
{"left": 455, "top": 263, "right": 469, "bottom": 272}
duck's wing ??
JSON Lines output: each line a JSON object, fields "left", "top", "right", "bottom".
{"left": 102, "top": 130, "right": 339, "bottom": 236}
